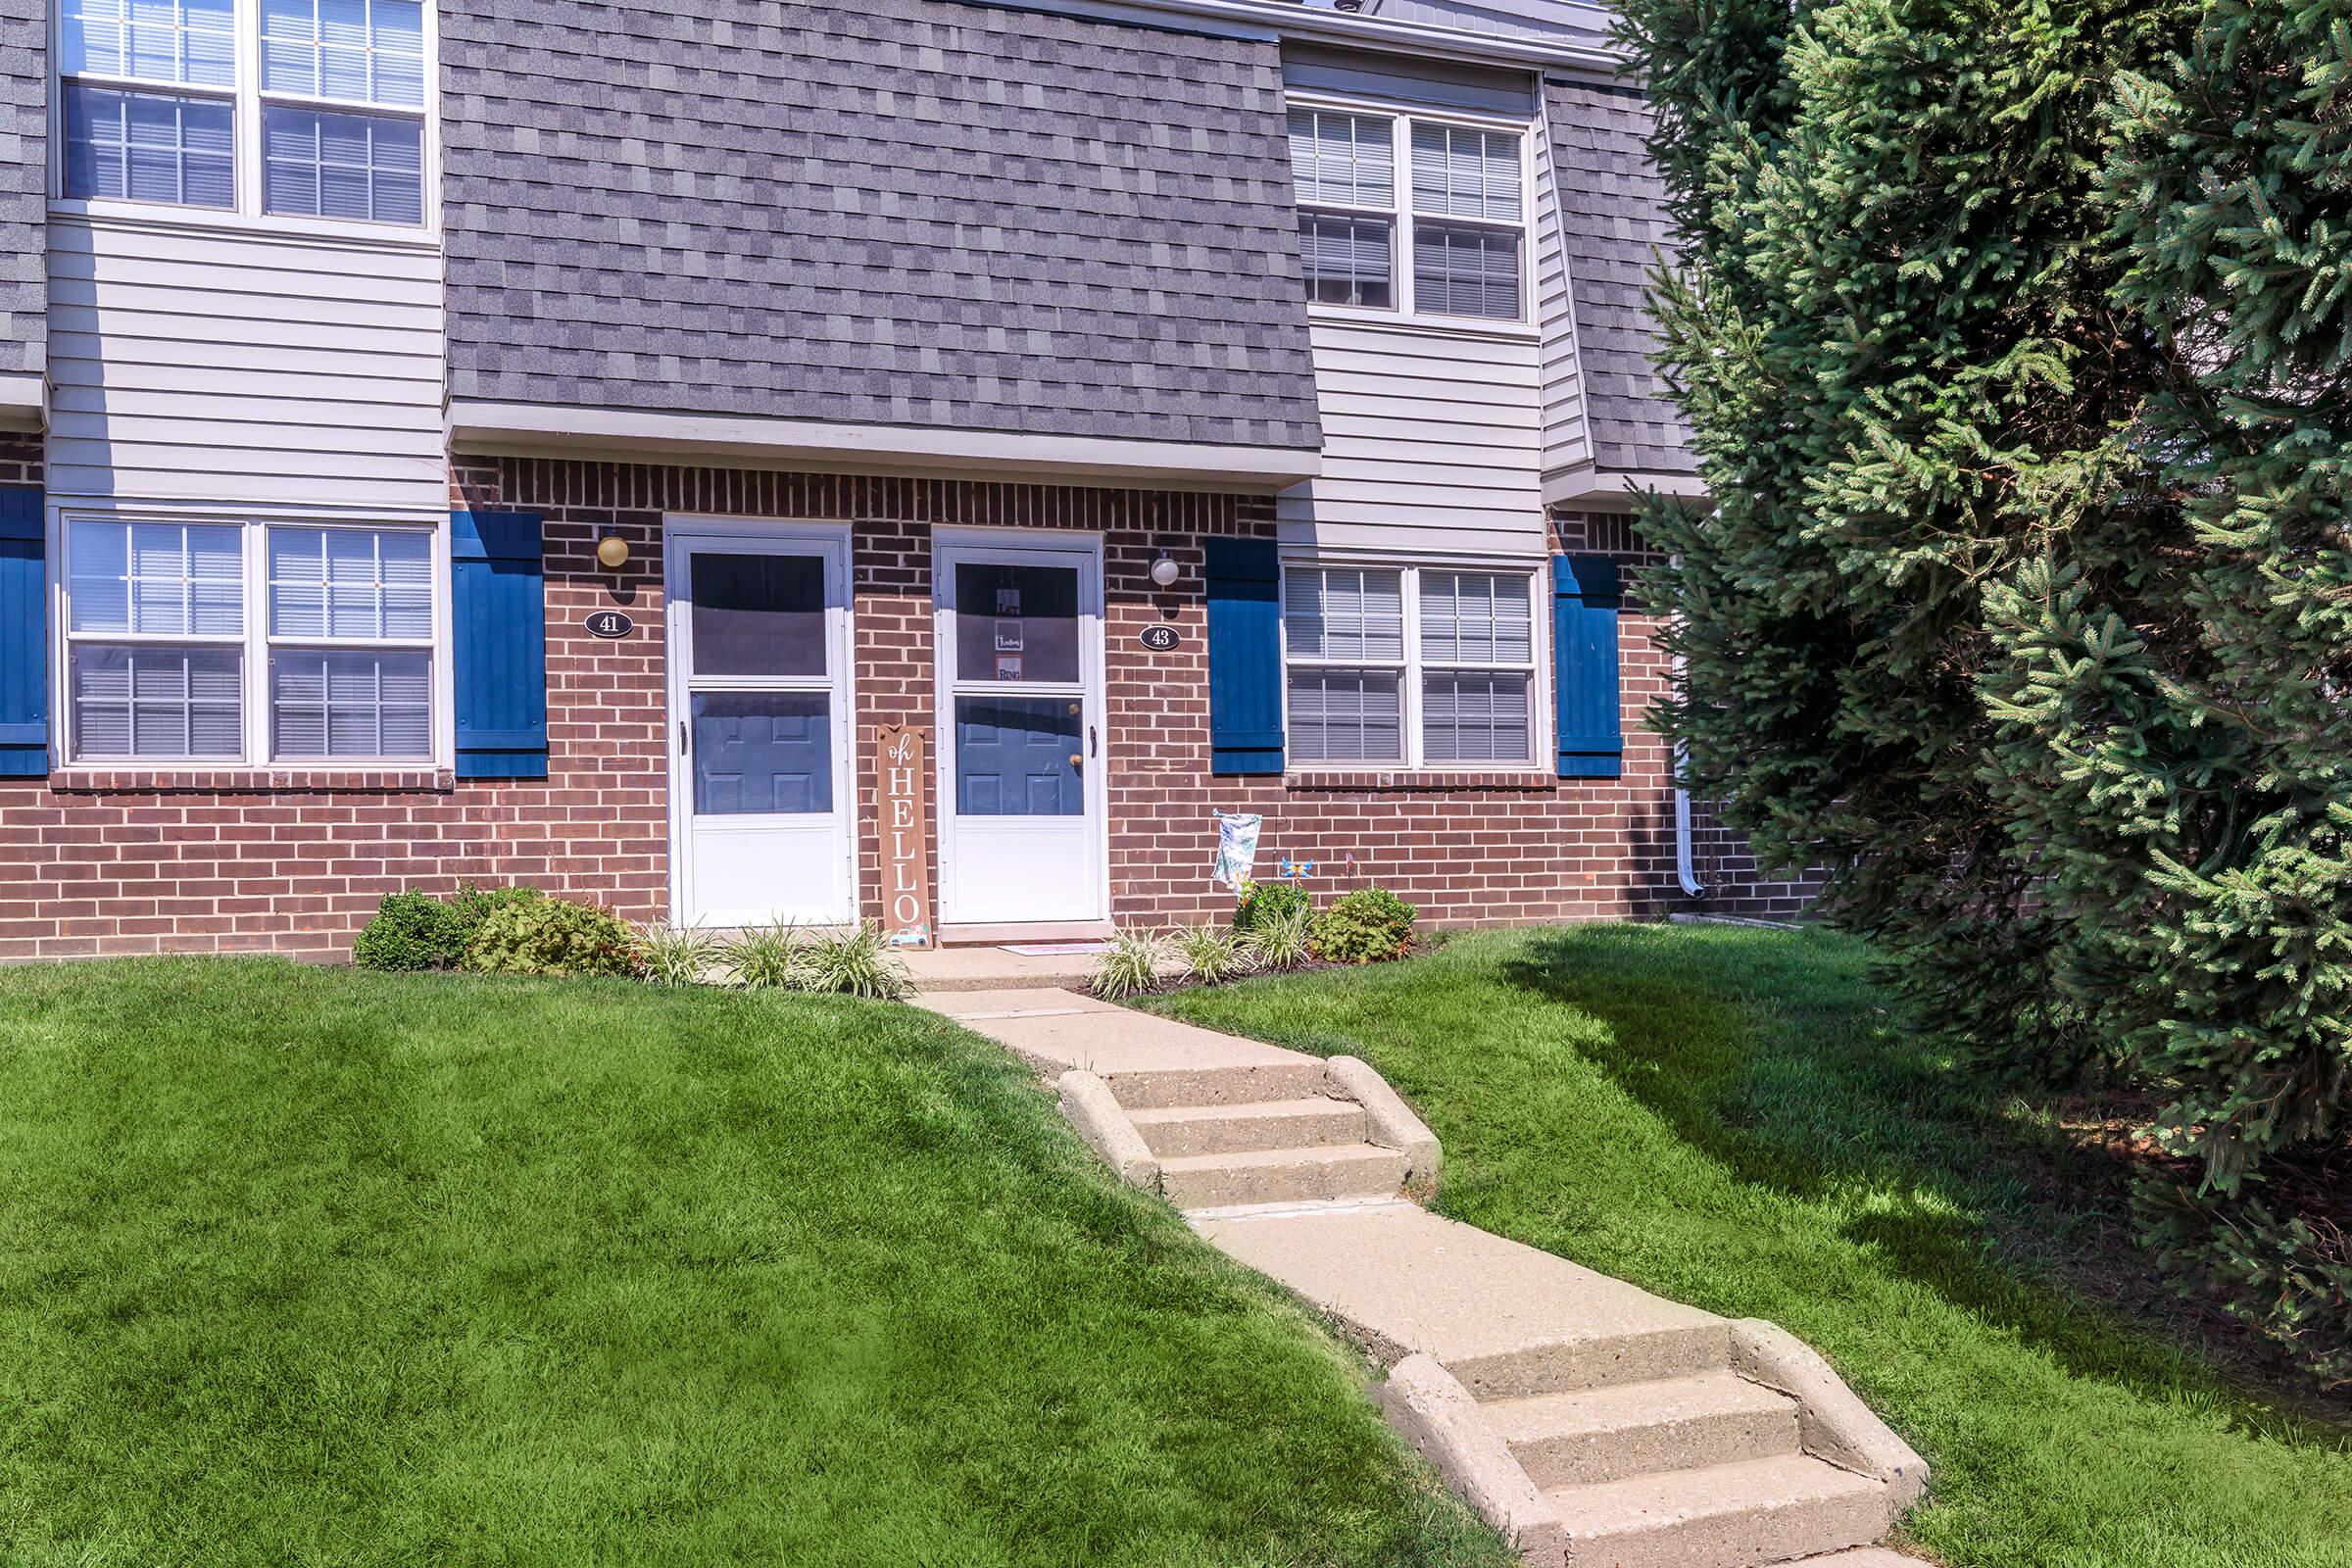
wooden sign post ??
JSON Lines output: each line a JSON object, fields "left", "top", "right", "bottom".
{"left": 875, "top": 724, "right": 934, "bottom": 949}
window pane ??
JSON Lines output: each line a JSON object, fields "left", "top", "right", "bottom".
{"left": 72, "top": 645, "right": 242, "bottom": 760}
{"left": 71, "top": 519, "right": 243, "bottom": 636}
{"left": 269, "top": 525, "right": 430, "bottom": 639}
{"left": 955, "top": 564, "right": 1080, "bottom": 685}
{"left": 1298, "top": 213, "right": 1393, "bottom": 309}
{"left": 270, "top": 648, "right": 429, "bottom": 760}
{"left": 263, "top": 107, "right": 422, "bottom": 224}
{"left": 64, "top": 0, "right": 234, "bottom": 88}
{"left": 690, "top": 553, "right": 828, "bottom": 677}
{"left": 1285, "top": 565, "right": 1403, "bottom": 662}
{"left": 690, "top": 692, "right": 833, "bottom": 814}
{"left": 1423, "top": 670, "right": 1531, "bottom": 763}
{"left": 261, "top": 0, "right": 426, "bottom": 107}
{"left": 1421, "top": 570, "right": 1533, "bottom": 664}
{"left": 1289, "top": 108, "right": 1393, "bottom": 209}
{"left": 63, "top": 85, "right": 233, "bottom": 209}
{"left": 1413, "top": 221, "right": 1522, "bottom": 319}
{"left": 1287, "top": 668, "right": 1402, "bottom": 764}
{"left": 1410, "top": 122, "right": 1522, "bottom": 222}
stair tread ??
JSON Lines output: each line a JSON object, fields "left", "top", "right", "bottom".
{"left": 1487, "top": 1370, "right": 1797, "bottom": 1442}
{"left": 1159, "top": 1142, "right": 1406, "bottom": 1171}
{"left": 1547, "top": 1454, "right": 1882, "bottom": 1530}
{"left": 1129, "top": 1096, "right": 1355, "bottom": 1124}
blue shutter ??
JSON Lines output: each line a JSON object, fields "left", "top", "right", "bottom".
{"left": 1553, "top": 554, "right": 1622, "bottom": 778}
{"left": 0, "top": 486, "right": 46, "bottom": 777}
{"left": 1205, "top": 537, "right": 1283, "bottom": 775}
{"left": 451, "top": 509, "right": 547, "bottom": 779}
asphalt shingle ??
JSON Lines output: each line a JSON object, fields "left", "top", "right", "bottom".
{"left": 441, "top": 0, "right": 1323, "bottom": 451}
{"left": 0, "top": 0, "right": 43, "bottom": 378}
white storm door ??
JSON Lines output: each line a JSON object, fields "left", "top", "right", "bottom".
{"left": 934, "top": 536, "right": 1107, "bottom": 925}
{"left": 666, "top": 526, "right": 855, "bottom": 928}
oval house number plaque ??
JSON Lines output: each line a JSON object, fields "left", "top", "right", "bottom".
{"left": 1137, "top": 625, "right": 1180, "bottom": 653}
{"left": 584, "top": 610, "right": 634, "bottom": 639}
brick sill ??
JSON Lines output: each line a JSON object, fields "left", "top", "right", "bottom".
{"left": 1284, "top": 769, "right": 1558, "bottom": 793}
{"left": 48, "top": 766, "right": 457, "bottom": 795}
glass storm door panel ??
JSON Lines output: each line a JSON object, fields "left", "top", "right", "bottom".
{"left": 669, "top": 534, "right": 854, "bottom": 927}
{"left": 937, "top": 545, "right": 1105, "bottom": 925}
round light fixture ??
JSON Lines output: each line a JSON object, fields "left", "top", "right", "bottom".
{"left": 595, "top": 535, "right": 631, "bottom": 571}
{"left": 1148, "top": 551, "right": 1180, "bottom": 589}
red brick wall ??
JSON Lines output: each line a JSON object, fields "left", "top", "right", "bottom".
{"left": 0, "top": 455, "right": 1802, "bottom": 960}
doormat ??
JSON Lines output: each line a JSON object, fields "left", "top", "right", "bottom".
{"left": 999, "top": 942, "right": 1113, "bottom": 956}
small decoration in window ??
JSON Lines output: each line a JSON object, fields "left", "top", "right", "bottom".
{"left": 993, "top": 618, "right": 1024, "bottom": 653}
{"left": 995, "top": 587, "right": 1022, "bottom": 615}
{"left": 995, "top": 654, "right": 1023, "bottom": 681}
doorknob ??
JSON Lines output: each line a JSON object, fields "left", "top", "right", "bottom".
{"left": 1068, "top": 752, "right": 1083, "bottom": 768}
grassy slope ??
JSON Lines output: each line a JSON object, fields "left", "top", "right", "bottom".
{"left": 0, "top": 958, "right": 1511, "bottom": 1568}
{"left": 1151, "top": 923, "right": 2352, "bottom": 1568}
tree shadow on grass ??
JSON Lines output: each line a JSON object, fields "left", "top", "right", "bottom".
{"left": 1497, "top": 924, "right": 2350, "bottom": 1435}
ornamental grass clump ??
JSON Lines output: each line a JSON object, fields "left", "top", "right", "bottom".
{"left": 637, "top": 921, "right": 722, "bottom": 987}
{"left": 799, "top": 921, "right": 911, "bottom": 1001}
{"left": 1238, "top": 904, "right": 1313, "bottom": 973}
{"left": 1092, "top": 928, "right": 1167, "bottom": 1000}
{"left": 720, "top": 919, "right": 804, "bottom": 990}
{"left": 1174, "top": 922, "right": 1256, "bottom": 987}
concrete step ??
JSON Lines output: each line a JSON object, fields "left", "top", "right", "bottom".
{"left": 1486, "top": 1370, "right": 1800, "bottom": 1489}
{"left": 1102, "top": 1060, "right": 1335, "bottom": 1111}
{"left": 1158, "top": 1143, "right": 1410, "bottom": 1208}
{"left": 1545, "top": 1453, "right": 1886, "bottom": 1568}
{"left": 1129, "top": 1096, "right": 1369, "bottom": 1157}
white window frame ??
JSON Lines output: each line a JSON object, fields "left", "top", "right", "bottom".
{"left": 48, "top": 0, "right": 440, "bottom": 241}
{"left": 1279, "top": 554, "right": 1548, "bottom": 773}
{"left": 49, "top": 505, "right": 452, "bottom": 770}
{"left": 1287, "top": 91, "right": 1537, "bottom": 330}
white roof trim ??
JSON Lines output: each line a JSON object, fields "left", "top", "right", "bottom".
{"left": 447, "top": 402, "right": 1324, "bottom": 489}
{"left": 0, "top": 370, "right": 43, "bottom": 432}
{"left": 1544, "top": 466, "right": 1708, "bottom": 506}
{"left": 1003, "top": 0, "right": 1627, "bottom": 74}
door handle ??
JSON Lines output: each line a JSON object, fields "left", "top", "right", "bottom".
{"left": 679, "top": 719, "right": 689, "bottom": 755}
{"left": 1090, "top": 724, "right": 1099, "bottom": 759}
{"left": 1069, "top": 753, "right": 1083, "bottom": 769}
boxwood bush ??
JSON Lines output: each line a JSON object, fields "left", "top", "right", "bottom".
{"left": 353, "top": 885, "right": 541, "bottom": 972}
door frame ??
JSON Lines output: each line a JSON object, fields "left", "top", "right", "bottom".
{"left": 930, "top": 526, "right": 1109, "bottom": 927}
{"left": 662, "top": 515, "right": 858, "bottom": 928}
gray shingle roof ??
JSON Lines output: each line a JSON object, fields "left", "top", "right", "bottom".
{"left": 0, "top": 0, "right": 45, "bottom": 379}
{"left": 441, "top": 0, "right": 1322, "bottom": 452}
{"left": 1546, "top": 78, "right": 1693, "bottom": 475}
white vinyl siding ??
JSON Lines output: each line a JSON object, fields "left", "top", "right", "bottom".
{"left": 59, "top": 514, "right": 437, "bottom": 764}
{"left": 1285, "top": 560, "right": 1540, "bottom": 769}
{"left": 46, "top": 219, "right": 446, "bottom": 511}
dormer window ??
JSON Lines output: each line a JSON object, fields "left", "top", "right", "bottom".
{"left": 57, "top": 0, "right": 430, "bottom": 227}
{"left": 1288, "top": 102, "right": 1527, "bottom": 323}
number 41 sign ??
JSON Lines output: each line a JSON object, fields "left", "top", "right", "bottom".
{"left": 875, "top": 724, "right": 933, "bottom": 949}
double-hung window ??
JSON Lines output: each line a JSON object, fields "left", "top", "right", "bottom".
{"left": 1284, "top": 562, "right": 1539, "bottom": 768}
{"left": 1288, "top": 103, "right": 1527, "bottom": 322}
{"left": 58, "top": 0, "right": 429, "bottom": 225}
{"left": 62, "top": 516, "right": 437, "bottom": 764}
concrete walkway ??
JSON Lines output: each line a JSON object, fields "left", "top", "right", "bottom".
{"left": 918, "top": 987, "right": 1930, "bottom": 1568}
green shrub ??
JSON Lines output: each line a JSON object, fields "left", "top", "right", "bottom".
{"left": 799, "top": 922, "right": 911, "bottom": 1001}
{"left": 460, "top": 897, "right": 639, "bottom": 978}
{"left": 352, "top": 891, "right": 466, "bottom": 971}
{"left": 1308, "top": 887, "right": 1416, "bottom": 964}
{"left": 1091, "top": 928, "right": 1167, "bottom": 1001}
{"left": 2140, "top": 1182, "right": 2352, "bottom": 1389}
{"left": 448, "top": 884, "right": 541, "bottom": 943}
{"left": 1233, "top": 879, "right": 1310, "bottom": 933}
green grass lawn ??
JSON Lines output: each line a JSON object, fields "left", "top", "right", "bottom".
{"left": 0, "top": 958, "right": 1511, "bottom": 1568}
{"left": 1150, "top": 923, "right": 2352, "bottom": 1568}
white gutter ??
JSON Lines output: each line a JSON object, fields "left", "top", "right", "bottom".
{"left": 1011, "top": 0, "right": 1628, "bottom": 75}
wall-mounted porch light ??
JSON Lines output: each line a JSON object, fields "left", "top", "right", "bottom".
{"left": 595, "top": 535, "right": 631, "bottom": 572}
{"left": 1149, "top": 551, "right": 1180, "bottom": 589}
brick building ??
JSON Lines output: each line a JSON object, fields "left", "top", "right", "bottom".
{"left": 0, "top": 0, "right": 1806, "bottom": 960}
